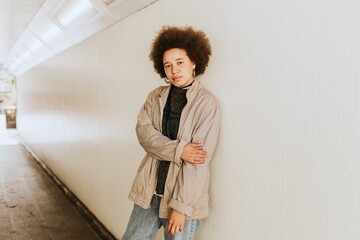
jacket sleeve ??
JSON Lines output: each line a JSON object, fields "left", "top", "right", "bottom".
{"left": 135, "top": 89, "right": 186, "bottom": 167}
{"left": 169, "top": 99, "right": 222, "bottom": 216}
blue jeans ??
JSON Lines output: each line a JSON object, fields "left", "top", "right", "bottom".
{"left": 122, "top": 195, "right": 202, "bottom": 240}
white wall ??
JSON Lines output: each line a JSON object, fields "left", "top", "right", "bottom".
{"left": 17, "top": 0, "right": 360, "bottom": 239}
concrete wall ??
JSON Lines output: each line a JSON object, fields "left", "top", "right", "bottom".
{"left": 17, "top": 0, "right": 360, "bottom": 239}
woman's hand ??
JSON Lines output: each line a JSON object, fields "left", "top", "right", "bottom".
{"left": 167, "top": 209, "right": 186, "bottom": 235}
{"left": 181, "top": 143, "right": 207, "bottom": 164}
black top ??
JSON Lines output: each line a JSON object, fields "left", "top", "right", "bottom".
{"left": 155, "top": 85, "right": 188, "bottom": 195}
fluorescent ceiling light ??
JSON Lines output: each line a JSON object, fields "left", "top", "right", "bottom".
{"left": 6, "top": 0, "right": 157, "bottom": 75}
{"left": 28, "top": 40, "right": 43, "bottom": 53}
{"left": 22, "top": 50, "right": 32, "bottom": 60}
{"left": 14, "top": 57, "right": 23, "bottom": 66}
{"left": 41, "top": 24, "right": 62, "bottom": 42}
{"left": 55, "top": 0, "right": 98, "bottom": 31}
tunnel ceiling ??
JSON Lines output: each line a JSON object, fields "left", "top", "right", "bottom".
{"left": 0, "top": 0, "right": 157, "bottom": 75}
{"left": 0, "top": 0, "right": 45, "bottom": 67}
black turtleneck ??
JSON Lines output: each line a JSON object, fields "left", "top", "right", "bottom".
{"left": 155, "top": 85, "right": 188, "bottom": 195}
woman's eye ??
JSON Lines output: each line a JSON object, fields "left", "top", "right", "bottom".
{"left": 177, "top": 61, "right": 183, "bottom": 65}
{"left": 164, "top": 64, "right": 170, "bottom": 68}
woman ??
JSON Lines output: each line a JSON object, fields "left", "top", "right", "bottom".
{"left": 122, "top": 26, "right": 221, "bottom": 240}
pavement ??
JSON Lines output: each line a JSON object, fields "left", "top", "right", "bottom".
{"left": 0, "top": 114, "right": 101, "bottom": 240}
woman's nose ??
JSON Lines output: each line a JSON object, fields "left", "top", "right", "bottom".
{"left": 172, "top": 65, "right": 178, "bottom": 73}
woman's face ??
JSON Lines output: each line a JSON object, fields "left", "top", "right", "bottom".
{"left": 163, "top": 48, "right": 196, "bottom": 88}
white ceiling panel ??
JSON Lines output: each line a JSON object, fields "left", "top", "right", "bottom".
{"left": 0, "top": 0, "right": 157, "bottom": 75}
{"left": 0, "top": 0, "right": 45, "bottom": 64}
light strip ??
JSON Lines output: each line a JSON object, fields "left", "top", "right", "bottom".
{"left": 28, "top": 40, "right": 43, "bottom": 53}
{"left": 41, "top": 25, "right": 61, "bottom": 42}
{"left": 55, "top": 0, "right": 98, "bottom": 30}
{"left": 22, "top": 50, "right": 32, "bottom": 60}
{"left": 6, "top": 0, "right": 157, "bottom": 75}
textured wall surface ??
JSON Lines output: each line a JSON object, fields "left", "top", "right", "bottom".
{"left": 17, "top": 0, "right": 360, "bottom": 239}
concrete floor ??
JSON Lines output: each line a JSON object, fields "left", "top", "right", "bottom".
{"left": 0, "top": 114, "right": 101, "bottom": 240}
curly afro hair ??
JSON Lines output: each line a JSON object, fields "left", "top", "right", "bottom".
{"left": 149, "top": 26, "right": 212, "bottom": 78}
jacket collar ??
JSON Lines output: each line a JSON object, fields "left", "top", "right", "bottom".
{"left": 159, "top": 80, "right": 201, "bottom": 98}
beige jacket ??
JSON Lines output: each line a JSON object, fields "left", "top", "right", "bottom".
{"left": 128, "top": 80, "right": 221, "bottom": 219}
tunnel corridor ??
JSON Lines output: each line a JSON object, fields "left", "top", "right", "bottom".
{"left": 0, "top": 115, "right": 101, "bottom": 240}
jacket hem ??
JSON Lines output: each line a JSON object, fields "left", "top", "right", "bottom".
{"left": 128, "top": 191, "right": 151, "bottom": 209}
